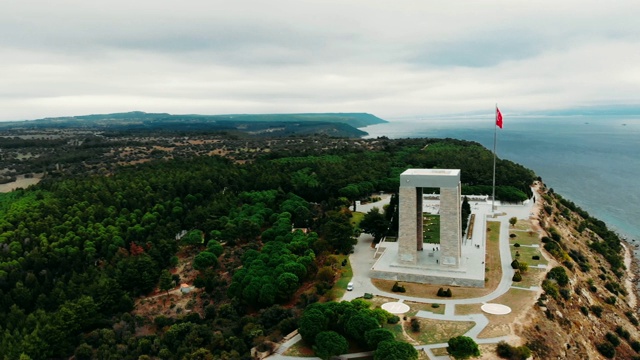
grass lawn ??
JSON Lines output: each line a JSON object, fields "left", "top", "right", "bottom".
{"left": 513, "top": 219, "right": 533, "bottom": 231}
{"left": 283, "top": 340, "right": 315, "bottom": 357}
{"left": 383, "top": 322, "right": 404, "bottom": 340}
{"left": 478, "top": 288, "right": 538, "bottom": 338}
{"left": 404, "top": 301, "right": 446, "bottom": 316}
{"left": 511, "top": 246, "right": 547, "bottom": 267}
{"left": 484, "top": 221, "right": 502, "bottom": 290}
{"left": 431, "top": 347, "right": 449, "bottom": 356}
{"left": 423, "top": 214, "right": 440, "bottom": 244}
{"left": 512, "top": 267, "right": 546, "bottom": 288}
{"left": 405, "top": 318, "right": 475, "bottom": 344}
{"left": 368, "top": 295, "right": 400, "bottom": 309}
{"left": 324, "top": 255, "right": 353, "bottom": 300}
{"left": 351, "top": 211, "right": 365, "bottom": 226}
{"left": 509, "top": 230, "right": 540, "bottom": 246}
{"left": 455, "top": 303, "right": 482, "bottom": 315}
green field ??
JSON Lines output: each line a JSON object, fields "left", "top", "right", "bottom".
{"left": 351, "top": 211, "right": 365, "bottom": 226}
{"left": 509, "top": 230, "right": 541, "bottom": 246}
{"left": 511, "top": 245, "right": 547, "bottom": 266}
{"left": 324, "top": 255, "right": 353, "bottom": 300}
{"left": 512, "top": 267, "right": 546, "bottom": 288}
{"left": 423, "top": 214, "right": 440, "bottom": 244}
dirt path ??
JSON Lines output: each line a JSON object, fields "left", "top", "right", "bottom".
{"left": 622, "top": 242, "right": 638, "bottom": 309}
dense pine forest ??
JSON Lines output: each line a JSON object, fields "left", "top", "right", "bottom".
{"left": 0, "top": 137, "right": 536, "bottom": 359}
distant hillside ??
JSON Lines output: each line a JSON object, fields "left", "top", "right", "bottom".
{"left": 0, "top": 112, "right": 387, "bottom": 137}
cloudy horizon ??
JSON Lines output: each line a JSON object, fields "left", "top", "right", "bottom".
{"left": 2, "top": 1, "right": 639, "bottom": 121}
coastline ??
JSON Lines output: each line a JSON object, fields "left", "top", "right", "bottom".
{"left": 622, "top": 241, "right": 639, "bottom": 310}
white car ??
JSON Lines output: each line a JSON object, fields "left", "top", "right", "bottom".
{"left": 347, "top": 282, "right": 354, "bottom": 291}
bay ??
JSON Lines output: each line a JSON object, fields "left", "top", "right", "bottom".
{"left": 363, "top": 115, "right": 640, "bottom": 247}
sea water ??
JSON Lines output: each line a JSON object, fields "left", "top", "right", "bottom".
{"left": 363, "top": 115, "right": 640, "bottom": 253}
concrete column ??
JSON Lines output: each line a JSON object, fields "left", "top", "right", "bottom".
{"left": 398, "top": 186, "right": 418, "bottom": 264}
{"left": 440, "top": 185, "right": 461, "bottom": 267}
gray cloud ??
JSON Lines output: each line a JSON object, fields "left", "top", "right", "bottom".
{"left": 1, "top": 1, "right": 640, "bottom": 121}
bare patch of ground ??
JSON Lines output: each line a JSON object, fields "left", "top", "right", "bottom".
{"left": 404, "top": 301, "right": 446, "bottom": 316}
{"left": 0, "top": 174, "right": 44, "bottom": 192}
{"left": 283, "top": 341, "right": 315, "bottom": 357}
{"left": 132, "top": 247, "right": 205, "bottom": 327}
{"left": 477, "top": 288, "right": 538, "bottom": 339}
{"left": 404, "top": 318, "right": 475, "bottom": 345}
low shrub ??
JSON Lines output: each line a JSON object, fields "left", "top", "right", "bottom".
{"left": 604, "top": 296, "right": 617, "bottom": 305}
{"left": 563, "top": 260, "right": 574, "bottom": 270}
{"left": 580, "top": 306, "right": 588, "bottom": 315}
{"left": 387, "top": 315, "right": 400, "bottom": 324}
{"left": 625, "top": 311, "right": 640, "bottom": 326}
{"left": 514, "top": 242, "right": 521, "bottom": 247}
{"left": 509, "top": 233, "right": 517, "bottom": 238}
{"left": 437, "top": 288, "right": 452, "bottom": 297}
{"left": 605, "top": 332, "right": 620, "bottom": 347}
{"left": 518, "top": 262, "right": 529, "bottom": 273}
{"left": 542, "top": 280, "right": 559, "bottom": 299}
{"left": 512, "top": 271, "right": 522, "bottom": 282}
{"left": 532, "top": 255, "right": 540, "bottom": 260}
{"left": 590, "top": 305, "right": 603, "bottom": 318}
{"left": 410, "top": 318, "right": 420, "bottom": 332}
{"left": 615, "top": 326, "right": 630, "bottom": 340}
{"left": 392, "top": 282, "right": 406, "bottom": 293}
{"left": 363, "top": 293, "right": 374, "bottom": 299}
{"left": 496, "top": 341, "right": 532, "bottom": 360}
{"left": 511, "top": 260, "right": 520, "bottom": 269}
{"left": 596, "top": 342, "right": 615, "bottom": 358}
{"left": 431, "top": 304, "right": 440, "bottom": 308}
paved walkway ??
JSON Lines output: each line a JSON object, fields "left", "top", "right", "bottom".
{"left": 271, "top": 190, "right": 540, "bottom": 360}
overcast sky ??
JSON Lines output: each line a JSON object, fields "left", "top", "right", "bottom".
{"left": 1, "top": 1, "right": 639, "bottom": 121}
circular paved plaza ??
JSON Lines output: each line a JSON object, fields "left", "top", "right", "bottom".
{"left": 381, "top": 302, "right": 410, "bottom": 314}
{"left": 481, "top": 303, "right": 512, "bottom": 315}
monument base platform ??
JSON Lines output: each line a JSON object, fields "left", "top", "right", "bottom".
{"left": 371, "top": 242, "right": 486, "bottom": 288}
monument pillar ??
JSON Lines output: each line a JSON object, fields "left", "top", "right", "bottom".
{"left": 398, "top": 186, "right": 420, "bottom": 264}
{"left": 439, "top": 184, "right": 462, "bottom": 267}
{"left": 398, "top": 169, "right": 462, "bottom": 268}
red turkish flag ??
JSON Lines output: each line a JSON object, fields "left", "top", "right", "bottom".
{"left": 496, "top": 107, "right": 503, "bottom": 129}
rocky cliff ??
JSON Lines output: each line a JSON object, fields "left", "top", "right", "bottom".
{"left": 518, "top": 183, "right": 639, "bottom": 359}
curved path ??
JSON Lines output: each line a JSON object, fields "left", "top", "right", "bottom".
{"left": 272, "top": 191, "right": 541, "bottom": 360}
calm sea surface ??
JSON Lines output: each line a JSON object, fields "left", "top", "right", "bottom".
{"left": 363, "top": 115, "right": 640, "bottom": 251}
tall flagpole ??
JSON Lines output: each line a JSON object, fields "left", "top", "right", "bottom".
{"left": 492, "top": 104, "right": 497, "bottom": 212}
